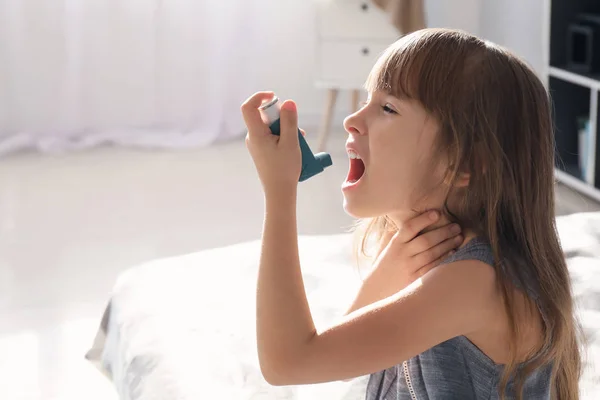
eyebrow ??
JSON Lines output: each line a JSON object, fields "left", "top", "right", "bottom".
{"left": 368, "top": 90, "right": 408, "bottom": 107}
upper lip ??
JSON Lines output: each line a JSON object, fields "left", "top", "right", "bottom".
{"left": 345, "top": 142, "right": 364, "bottom": 160}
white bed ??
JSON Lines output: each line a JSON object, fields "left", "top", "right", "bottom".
{"left": 87, "top": 212, "right": 600, "bottom": 399}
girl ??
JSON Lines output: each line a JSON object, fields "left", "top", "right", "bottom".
{"left": 242, "top": 28, "right": 582, "bottom": 399}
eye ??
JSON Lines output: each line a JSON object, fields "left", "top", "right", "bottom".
{"left": 382, "top": 104, "right": 398, "bottom": 115}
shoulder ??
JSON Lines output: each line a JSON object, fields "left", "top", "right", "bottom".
{"left": 421, "top": 258, "right": 497, "bottom": 300}
{"left": 426, "top": 256, "right": 496, "bottom": 284}
{"left": 410, "top": 258, "right": 498, "bottom": 331}
{"left": 426, "top": 236, "right": 498, "bottom": 304}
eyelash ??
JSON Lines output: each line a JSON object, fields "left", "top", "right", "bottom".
{"left": 382, "top": 104, "right": 397, "bottom": 115}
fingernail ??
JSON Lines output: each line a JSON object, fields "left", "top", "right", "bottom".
{"left": 282, "top": 101, "right": 296, "bottom": 112}
{"left": 449, "top": 250, "right": 456, "bottom": 255}
{"left": 455, "top": 235, "right": 463, "bottom": 242}
{"left": 429, "top": 211, "right": 439, "bottom": 220}
{"left": 451, "top": 224, "right": 461, "bottom": 234}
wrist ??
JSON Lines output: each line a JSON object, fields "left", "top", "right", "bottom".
{"left": 265, "top": 185, "right": 297, "bottom": 205}
{"left": 263, "top": 188, "right": 298, "bottom": 235}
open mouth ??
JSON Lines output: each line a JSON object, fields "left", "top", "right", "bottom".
{"left": 345, "top": 149, "right": 365, "bottom": 185}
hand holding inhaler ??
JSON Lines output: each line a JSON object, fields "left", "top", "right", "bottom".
{"left": 259, "top": 96, "right": 332, "bottom": 182}
{"left": 242, "top": 92, "right": 332, "bottom": 195}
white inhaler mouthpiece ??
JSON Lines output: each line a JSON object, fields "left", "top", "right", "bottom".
{"left": 259, "top": 96, "right": 281, "bottom": 125}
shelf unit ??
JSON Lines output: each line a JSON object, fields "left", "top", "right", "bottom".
{"left": 545, "top": 0, "right": 600, "bottom": 202}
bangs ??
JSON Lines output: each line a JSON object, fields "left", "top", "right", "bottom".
{"left": 365, "top": 35, "right": 424, "bottom": 100}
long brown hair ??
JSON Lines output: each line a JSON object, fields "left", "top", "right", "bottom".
{"left": 357, "top": 28, "right": 582, "bottom": 399}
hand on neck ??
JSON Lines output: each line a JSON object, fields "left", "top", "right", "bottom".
{"left": 387, "top": 208, "right": 477, "bottom": 247}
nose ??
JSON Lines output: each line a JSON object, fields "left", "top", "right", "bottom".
{"left": 343, "top": 110, "right": 366, "bottom": 137}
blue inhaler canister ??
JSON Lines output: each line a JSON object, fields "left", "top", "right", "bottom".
{"left": 259, "top": 96, "right": 332, "bottom": 182}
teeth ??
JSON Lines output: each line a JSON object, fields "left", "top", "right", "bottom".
{"left": 347, "top": 150, "right": 361, "bottom": 159}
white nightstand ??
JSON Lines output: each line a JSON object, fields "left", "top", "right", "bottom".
{"left": 315, "top": 0, "right": 400, "bottom": 151}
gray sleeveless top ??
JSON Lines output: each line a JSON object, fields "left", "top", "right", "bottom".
{"left": 365, "top": 237, "right": 553, "bottom": 399}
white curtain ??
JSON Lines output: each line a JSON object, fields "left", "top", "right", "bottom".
{"left": 0, "top": 0, "right": 261, "bottom": 155}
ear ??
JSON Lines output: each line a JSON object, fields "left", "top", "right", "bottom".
{"left": 454, "top": 172, "right": 470, "bottom": 188}
{"left": 443, "top": 170, "right": 470, "bottom": 188}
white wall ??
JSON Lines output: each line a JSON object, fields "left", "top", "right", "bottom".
{"left": 250, "top": 0, "right": 483, "bottom": 127}
{"left": 478, "top": 0, "right": 546, "bottom": 76}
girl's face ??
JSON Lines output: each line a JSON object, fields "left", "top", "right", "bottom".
{"left": 342, "top": 90, "right": 448, "bottom": 220}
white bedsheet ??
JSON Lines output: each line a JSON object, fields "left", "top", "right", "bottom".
{"left": 87, "top": 212, "right": 600, "bottom": 399}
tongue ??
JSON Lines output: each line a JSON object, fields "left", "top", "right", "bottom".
{"left": 348, "top": 158, "right": 365, "bottom": 182}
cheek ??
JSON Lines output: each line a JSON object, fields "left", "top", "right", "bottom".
{"left": 370, "top": 137, "right": 440, "bottom": 201}
{"left": 371, "top": 133, "right": 424, "bottom": 179}
{"left": 370, "top": 146, "right": 420, "bottom": 195}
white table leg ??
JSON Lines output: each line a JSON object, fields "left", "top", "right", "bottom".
{"left": 317, "top": 88, "right": 339, "bottom": 152}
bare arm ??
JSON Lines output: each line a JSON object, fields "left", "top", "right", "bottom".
{"left": 255, "top": 191, "right": 318, "bottom": 382}
{"left": 256, "top": 196, "right": 492, "bottom": 385}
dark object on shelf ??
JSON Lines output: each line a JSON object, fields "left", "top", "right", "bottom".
{"left": 566, "top": 13, "right": 600, "bottom": 73}
{"left": 577, "top": 116, "right": 591, "bottom": 180}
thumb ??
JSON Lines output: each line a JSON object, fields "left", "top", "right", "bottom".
{"left": 279, "top": 100, "right": 300, "bottom": 148}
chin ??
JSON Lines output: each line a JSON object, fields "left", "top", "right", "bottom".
{"left": 342, "top": 196, "right": 380, "bottom": 219}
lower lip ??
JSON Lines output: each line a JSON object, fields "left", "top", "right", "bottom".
{"left": 342, "top": 177, "right": 363, "bottom": 191}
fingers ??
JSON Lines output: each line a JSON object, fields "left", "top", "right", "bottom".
{"left": 412, "top": 232, "right": 463, "bottom": 267}
{"left": 241, "top": 91, "right": 275, "bottom": 137}
{"left": 414, "top": 248, "right": 457, "bottom": 278}
{"left": 411, "top": 221, "right": 461, "bottom": 250}
{"left": 395, "top": 210, "right": 440, "bottom": 243}
{"left": 279, "top": 100, "right": 300, "bottom": 148}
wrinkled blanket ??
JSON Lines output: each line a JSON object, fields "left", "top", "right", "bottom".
{"left": 87, "top": 212, "right": 600, "bottom": 399}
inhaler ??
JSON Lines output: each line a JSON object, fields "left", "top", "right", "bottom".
{"left": 259, "top": 96, "right": 333, "bottom": 182}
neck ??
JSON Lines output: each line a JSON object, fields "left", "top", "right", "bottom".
{"left": 388, "top": 209, "right": 477, "bottom": 246}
